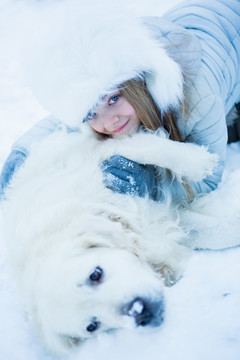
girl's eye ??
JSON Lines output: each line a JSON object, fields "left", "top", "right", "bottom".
{"left": 109, "top": 95, "right": 119, "bottom": 105}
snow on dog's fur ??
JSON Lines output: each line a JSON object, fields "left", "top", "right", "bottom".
{"left": 1, "top": 127, "right": 222, "bottom": 355}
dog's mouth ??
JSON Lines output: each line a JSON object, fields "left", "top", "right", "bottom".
{"left": 122, "top": 296, "right": 165, "bottom": 327}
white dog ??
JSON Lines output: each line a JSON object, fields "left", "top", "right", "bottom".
{"left": 1, "top": 127, "right": 239, "bottom": 355}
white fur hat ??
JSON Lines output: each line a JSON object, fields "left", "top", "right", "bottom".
{"left": 24, "top": 1, "right": 183, "bottom": 127}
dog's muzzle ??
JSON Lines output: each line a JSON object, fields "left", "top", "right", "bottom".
{"left": 122, "top": 296, "right": 164, "bottom": 327}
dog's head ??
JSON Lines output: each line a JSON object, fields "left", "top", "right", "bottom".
{"left": 32, "top": 245, "right": 164, "bottom": 355}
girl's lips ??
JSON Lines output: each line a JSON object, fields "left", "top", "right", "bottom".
{"left": 112, "top": 120, "right": 129, "bottom": 134}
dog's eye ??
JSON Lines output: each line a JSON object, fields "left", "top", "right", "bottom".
{"left": 86, "top": 321, "right": 100, "bottom": 333}
{"left": 89, "top": 266, "right": 103, "bottom": 282}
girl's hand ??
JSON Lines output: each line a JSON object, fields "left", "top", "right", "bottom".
{"left": 101, "top": 155, "right": 158, "bottom": 200}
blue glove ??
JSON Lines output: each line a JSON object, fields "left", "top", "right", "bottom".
{"left": 101, "top": 155, "right": 158, "bottom": 200}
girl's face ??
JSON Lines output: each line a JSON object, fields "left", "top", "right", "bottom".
{"left": 86, "top": 92, "right": 141, "bottom": 137}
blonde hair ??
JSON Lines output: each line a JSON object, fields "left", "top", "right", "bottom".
{"left": 120, "top": 78, "right": 183, "bottom": 142}
{"left": 120, "top": 78, "right": 194, "bottom": 202}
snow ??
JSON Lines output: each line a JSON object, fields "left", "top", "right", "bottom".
{"left": 0, "top": 0, "right": 240, "bottom": 359}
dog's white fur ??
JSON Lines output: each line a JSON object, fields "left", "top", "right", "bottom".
{"left": 2, "top": 127, "right": 239, "bottom": 355}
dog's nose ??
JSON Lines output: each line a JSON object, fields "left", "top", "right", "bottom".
{"left": 122, "top": 296, "right": 164, "bottom": 327}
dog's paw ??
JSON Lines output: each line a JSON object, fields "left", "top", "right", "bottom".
{"left": 151, "top": 140, "right": 219, "bottom": 182}
{"left": 179, "top": 144, "right": 218, "bottom": 182}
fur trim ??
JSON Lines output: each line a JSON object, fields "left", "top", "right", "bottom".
{"left": 24, "top": 1, "right": 183, "bottom": 127}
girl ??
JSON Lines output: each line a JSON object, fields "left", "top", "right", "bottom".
{"left": 1, "top": 0, "right": 240, "bottom": 203}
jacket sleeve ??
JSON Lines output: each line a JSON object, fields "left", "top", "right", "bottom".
{"left": 11, "top": 116, "right": 62, "bottom": 156}
{"left": 0, "top": 116, "right": 61, "bottom": 198}
{"left": 142, "top": 16, "right": 228, "bottom": 202}
{"left": 166, "top": 93, "right": 228, "bottom": 203}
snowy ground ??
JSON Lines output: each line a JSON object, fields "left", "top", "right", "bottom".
{"left": 0, "top": 1, "right": 240, "bottom": 359}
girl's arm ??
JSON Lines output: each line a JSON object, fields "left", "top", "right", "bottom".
{"left": 168, "top": 94, "right": 228, "bottom": 202}
{"left": 0, "top": 116, "right": 61, "bottom": 199}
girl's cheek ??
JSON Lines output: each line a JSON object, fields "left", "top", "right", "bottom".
{"left": 88, "top": 120, "right": 96, "bottom": 130}
{"left": 88, "top": 120, "right": 106, "bottom": 134}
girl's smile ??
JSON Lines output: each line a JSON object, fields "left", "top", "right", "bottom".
{"left": 112, "top": 119, "right": 130, "bottom": 134}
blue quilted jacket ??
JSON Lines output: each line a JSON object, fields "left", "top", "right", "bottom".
{"left": 163, "top": 0, "right": 240, "bottom": 198}
{"left": 1, "top": 0, "right": 240, "bottom": 201}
